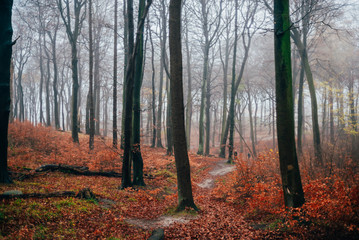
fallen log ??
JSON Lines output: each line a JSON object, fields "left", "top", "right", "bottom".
{"left": 0, "top": 188, "right": 97, "bottom": 200}
{"left": 0, "top": 190, "right": 76, "bottom": 200}
{"left": 10, "top": 164, "right": 154, "bottom": 181}
{"left": 35, "top": 164, "right": 122, "bottom": 177}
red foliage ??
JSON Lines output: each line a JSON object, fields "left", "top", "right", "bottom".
{"left": 213, "top": 150, "right": 359, "bottom": 235}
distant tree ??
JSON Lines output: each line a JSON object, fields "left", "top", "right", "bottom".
{"left": 56, "top": 0, "right": 86, "bottom": 143}
{"left": 220, "top": 0, "right": 257, "bottom": 160}
{"left": 88, "top": 0, "right": 95, "bottom": 150}
{"left": 0, "top": 0, "right": 14, "bottom": 184}
{"left": 274, "top": 0, "right": 304, "bottom": 208}
{"left": 148, "top": 18, "right": 156, "bottom": 148}
{"left": 197, "top": 0, "right": 223, "bottom": 156}
{"left": 113, "top": 0, "right": 118, "bottom": 148}
{"left": 156, "top": 0, "right": 167, "bottom": 148}
{"left": 169, "top": 0, "right": 197, "bottom": 211}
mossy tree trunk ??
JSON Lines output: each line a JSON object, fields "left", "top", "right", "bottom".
{"left": 274, "top": 0, "right": 305, "bottom": 208}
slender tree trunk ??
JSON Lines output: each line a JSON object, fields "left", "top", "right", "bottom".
{"left": 247, "top": 89, "right": 256, "bottom": 157}
{"left": 184, "top": 12, "right": 192, "bottom": 149}
{"left": 166, "top": 75, "right": 173, "bottom": 155}
{"left": 169, "top": 0, "right": 197, "bottom": 211}
{"left": 88, "top": 0, "right": 95, "bottom": 150}
{"left": 45, "top": 41, "right": 51, "bottom": 127}
{"left": 156, "top": 0, "right": 167, "bottom": 148}
{"left": 0, "top": 0, "right": 13, "bottom": 183}
{"left": 291, "top": 27, "right": 322, "bottom": 166}
{"left": 198, "top": 46, "right": 209, "bottom": 155}
{"left": 274, "top": 0, "right": 305, "bottom": 208}
{"left": 121, "top": 0, "right": 128, "bottom": 149}
{"left": 227, "top": 0, "right": 238, "bottom": 162}
{"left": 329, "top": 80, "right": 334, "bottom": 144}
{"left": 113, "top": 0, "right": 118, "bottom": 148}
{"left": 297, "top": 61, "right": 305, "bottom": 154}
{"left": 149, "top": 22, "right": 156, "bottom": 148}
{"left": 48, "top": 26, "right": 60, "bottom": 129}
{"left": 94, "top": 40, "right": 100, "bottom": 136}
{"left": 322, "top": 86, "right": 327, "bottom": 138}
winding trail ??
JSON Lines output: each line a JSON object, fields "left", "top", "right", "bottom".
{"left": 124, "top": 159, "right": 236, "bottom": 230}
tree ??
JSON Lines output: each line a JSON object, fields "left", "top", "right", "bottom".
{"left": 132, "top": 0, "right": 146, "bottom": 186}
{"left": 197, "top": 0, "right": 223, "bottom": 156}
{"left": 113, "top": 0, "right": 118, "bottom": 148}
{"left": 220, "top": 0, "right": 257, "bottom": 160}
{"left": 121, "top": 0, "right": 152, "bottom": 189}
{"left": 56, "top": 0, "right": 86, "bottom": 143}
{"left": 148, "top": 17, "right": 156, "bottom": 148}
{"left": 274, "top": 0, "right": 304, "bottom": 208}
{"left": 88, "top": 0, "right": 95, "bottom": 150}
{"left": 0, "top": 0, "right": 14, "bottom": 184}
{"left": 156, "top": 0, "right": 167, "bottom": 148}
{"left": 169, "top": 0, "right": 197, "bottom": 211}
{"left": 46, "top": 15, "right": 61, "bottom": 130}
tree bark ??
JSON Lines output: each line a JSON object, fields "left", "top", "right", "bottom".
{"left": 0, "top": 0, "right": 13, "bottom": 184}
{"left": 132, "top": 0, "right": 146, "bottom": 186}
{"left": 121, "top": 0, "right": 152, "bottom": 189}
{"left": 274, "top": 0, "right": 305, "bottom": 208}
{"left": 169, "top": 0, "right": 197, "bottom": 211}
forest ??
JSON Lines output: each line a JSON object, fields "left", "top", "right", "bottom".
{"left": 0, "top": 0, "right": 358, "bottom": 239}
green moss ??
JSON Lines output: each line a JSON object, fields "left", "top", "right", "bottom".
{"left": 153, "top": 169, "right": 176, "bottom": 178}
{"left": 55, "top": 198, "right": 75, "bottom": 210}
{"left": 34, "top": 224, "right": 49, "bottom": 240}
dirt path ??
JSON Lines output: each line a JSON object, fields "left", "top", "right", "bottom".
{"left": 124, "top": 159, "right": 235, "bottom": 230}
{"left": 197, "top": 160, "right": 235, "bottom": 188}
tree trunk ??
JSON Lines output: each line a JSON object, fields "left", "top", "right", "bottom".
{"left": 121, "top": 0, "right": 128, "bottom": 149}
{"left": 274, "top": 0, "right": 305, "bottom": 208}
{"left": 121, "top": 0, "right": 152, "bottom": 189}
{"left": 297, "top": 61, "right": 305, "bottom": 155}
{"left": 0, "top": 0, "right": 13, "bottom": 184}
{"left": 184, "top": 10, "right": 192, "bottom": 150}
{"left": 291, "top": 27, "right": 322, "bottom": 166}
{"left": 329, "top": 80, "right": 334, "bottom": 144}
{"left": 121, "top": 0, "right": 135, "bottom": 189}
{"left": 247, "top": 89, "right": 256, "bottom": 157}
{"left": 149, "top": 21, "right": 156, "bottom": 148}
{"left": 132, "top": 0, "right": 146, "bottom": 186}
{"left": 166, "top": 75, "right": 173, "bottom": 155}
{"left": 197, "top": 45, "right": 208, "bottom": 155}
{"left": 227, "top": 0, "right": 239, "bottom": 163}
{"left": 44, "top": 40, "right": 51, "bottom": 127}
{"left": 156, "top": 0, "right": 167, "bottom": 149}
{"left": 94, "top": 40, "right": 100, "bottom": 136}
{"left": 88, "top": 0, "right": 95, "bottom": 150}
{"left": 113, "top": 0, "right": 118, "bottom": 148}
{"left": 169, "top": 0, "right": 197, "bottom": 211}
{"left": 48, "top": 24, "right": 60, "bottom": 130}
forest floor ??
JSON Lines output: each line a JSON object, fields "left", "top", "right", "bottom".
{"left": 0, "top": 121, "right": 358, "bottom": 239}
